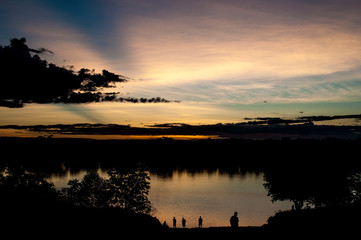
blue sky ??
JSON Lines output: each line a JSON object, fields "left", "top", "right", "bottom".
{"left": 1, "top": 0, "right": 361, "bottom": 125}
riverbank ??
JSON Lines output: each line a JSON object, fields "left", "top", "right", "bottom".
{"left": 163, "top": 204, "right": 361, "bottom": 237}
{"left": 163, "top": 223, "right": 359, "bottom": 238}
{"left": 1, "top": 195, "right": 360, "bottom": 238}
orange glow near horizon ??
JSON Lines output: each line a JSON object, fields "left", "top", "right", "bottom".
{"left": 0, "top": 129, "right": 223, "bottom": 140}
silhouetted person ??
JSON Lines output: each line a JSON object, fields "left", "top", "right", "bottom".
{"left": 182, "top": 218, "right": 186, "bottom": 228}
{"left": 230, "top": 212, "right": 239, "bottom": 228}
{"left": 198, "top": 216, "right": 203, "bottom": 228}
{"left": 173, "top": 217, "right": 176, "bottom": 228}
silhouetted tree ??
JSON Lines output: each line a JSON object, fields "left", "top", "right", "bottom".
{"left": 263, "top": 169, "right": 312, "bottom": 210}
{"left": 108, "top": 168, "right": 152, "bottom": 214}
{"left": 61, "top": 168, "right": 152, "bottom": 214}
{"left": 264, "top": 167, "right": 353, "bottom": 210}
{"left": 308, "top": 170, "right": 350, "bottom": 208}
{"left": 61, "top": 171, "right": 112, "bottom": 208}
{"left": 0, "top": 168, "right": 59, "bottom": 208}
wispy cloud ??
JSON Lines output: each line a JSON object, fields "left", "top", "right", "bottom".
{"left": 115, "top": 0, "right": 361, "bottom": 105}
{"left": 121, "top": 1, "right": 361, "bottom": 82}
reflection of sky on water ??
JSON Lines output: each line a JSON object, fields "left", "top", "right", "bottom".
{"left": 48, "top": 169, "right": 291, "bottom": 227}
{"left": 48, "top": 168, "right": 109, "bottom": 189}
{"left": 149, "top": 170, "right": 291, "bottom": 228}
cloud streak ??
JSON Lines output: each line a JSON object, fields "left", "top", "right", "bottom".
{"left": 115, "top": 0, "right": 361, "bottom": 105}
{"left": 122, "top": 0, "right": 361, "bottom": 82}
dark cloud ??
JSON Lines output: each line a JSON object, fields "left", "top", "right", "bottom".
{"left": 244, "top": 114, "right": 361, "bottom": 125}
{"left": 0, "top": 38, "right": 169, "bottom": 108}
{"left": 2, "top": 116, "right": 361, "bottom": 140}
{"left": 29, "top": 47, "right": 54, "bottom": 55}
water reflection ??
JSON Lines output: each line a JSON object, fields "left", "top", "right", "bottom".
{"left": 149, "top": 170, "right": 291, "bottom": 228}
{"left": 49, "top": 168, "right": 291, "bottom": 227}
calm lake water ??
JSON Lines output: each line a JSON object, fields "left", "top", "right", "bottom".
{"left": 49, "top": 168, "right": 291, "bottom": 228}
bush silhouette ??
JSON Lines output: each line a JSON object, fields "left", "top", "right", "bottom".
{"left": 0, "top": 168, "right": 60, "bottom": 208}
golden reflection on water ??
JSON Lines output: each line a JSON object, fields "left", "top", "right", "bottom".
{"left": 149, "top": 170, "right": 291, "bottom": 228}
{"left": 48, "top": 168, "right": 291, "bottom": 228}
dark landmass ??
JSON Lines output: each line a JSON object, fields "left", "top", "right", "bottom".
{"left": 1, "top": 137, "right": 361, "bottom": 172}
{"left": 4, "top": 203, "right": 360, "bottom": 238}
{"left": 1, "top": 137, "right": 361, "bottom": 237}
{"left": 3, "top": 204, "right": 163, "bottom": 238}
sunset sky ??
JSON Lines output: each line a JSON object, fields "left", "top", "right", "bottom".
{"left": 1, "top": 0, "right": 361, "bottom": 126}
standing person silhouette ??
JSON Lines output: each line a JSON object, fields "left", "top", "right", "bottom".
{"left": 173, "top": 217, "right": 177, "bottom": 228}
{"left": 230, "top": 212, "right": 239, "bottom": 228}
{"left": 182, "top": 218, "right": 186, "bottom": 228}
{"left": 198, "top": 216, "right": 203, "bottom": 228}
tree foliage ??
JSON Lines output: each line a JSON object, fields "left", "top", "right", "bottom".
{"left": 61, "top": 168, "right": 152, "bottom": 214}
{"left": 108, "top": 168, "right": 152, "bottom": 214}
{"left": 61, "top": 171, "right": 112, "bottom": 208}
{"left": 0, "top": 168, "right": 59, "bottom": 208}
{"left": 0, "top": 167, "right": 153, "bottom": 215}
{"left": 263, "top": 166, "right": 358, "bottom": 210}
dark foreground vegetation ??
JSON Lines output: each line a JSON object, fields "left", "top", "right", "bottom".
{"left": 1, "top": 137, "right": 361, "bottom": 237}
{"left": 266, "top": 205, "right": 361, "bottom": 234}
{"left": 0, "top": 168, "right": 162, "bottom": 238}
